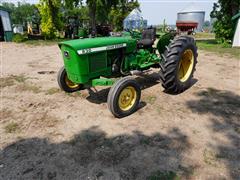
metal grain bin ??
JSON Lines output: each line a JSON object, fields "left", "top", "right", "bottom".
{"left": 177, "top": 5, "right": 205, "bottom": 32}
{"left": 123, "top": 8, "right": 147, "bottom": 30}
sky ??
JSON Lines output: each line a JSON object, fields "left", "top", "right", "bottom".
{"left": 1, "top": 0, "right": 217, "bottom": 25}
{"left": 139, "top": 0, "right": 217, "bottom": 25}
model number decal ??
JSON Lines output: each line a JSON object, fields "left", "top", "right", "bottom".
{"left": 106, "top": 44, "right": 126, "bottom": 50}
{"left": 77, "top": 43, "right": 126, "bottom": 55}
{"left": 81, "top": 48, "right": 92, "bottom": 54}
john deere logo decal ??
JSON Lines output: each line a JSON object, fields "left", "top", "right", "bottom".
{"left": 77, "top": 43, "right": 127, "bottom": 55}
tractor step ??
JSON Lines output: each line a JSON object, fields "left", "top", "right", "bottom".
{"left": 91, "top": 78, "right": 116, "bottom": 86}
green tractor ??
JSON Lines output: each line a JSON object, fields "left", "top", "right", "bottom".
{"left": 58, "top": 28, "right": 197, "bottom": 118}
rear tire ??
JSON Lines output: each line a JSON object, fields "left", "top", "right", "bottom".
{"left": 159, "top": 36, "right": 197, "bottom": 93}
{"left": 57, "top": 66, "right": 81, "bottom": 93}
{"left": 107, "top": 77, "right": 141, "bottom": 118}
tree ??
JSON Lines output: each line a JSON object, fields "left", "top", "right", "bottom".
{"left": 64, "top": 0, "right": 82, "bottom": 9}
{"left": 202, "top": 20, "right": 211, "bottom": 32}
{"left": 37, "top": 0, "right": 62, "bottom": 39}
{"left": 1, "top": 2, "right": 40, "bottom": 30}
{"left": 86, "top": 0, "right": 97, "bottom": 35}
{"left": 210, "top": 0, "right": 240, "bottom": 42}
{"left": 62, "top": 0, "right": 83, "bottom": 17}
{"left": 109, "top": 0, "right": 139, "bottom": 31}
{"left": 87, "top": 0, "right": 124, "bottom": 34}
{"left": 203, "top": 20, "right": 210, "bottom": 27}
{"left": 162, "top": 19, "right": 167, "bottom": 32}
{"left": 1, "top": 3, "right": 16, "bottom": 22}
{"left": 96, "top": 0, "right": 118, "bottom": 24}
{"left": 61, "top": 0, "right": 87, "bottom": 39}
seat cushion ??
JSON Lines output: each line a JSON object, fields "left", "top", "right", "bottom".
{"left": 137, "top": 39, "right": 154, "bottom": 47}
{"left": 137, "top": 28, "right": 156, "bottom": 48}
{"left": 142, "top": 29, "right": 156, "bottom": 40}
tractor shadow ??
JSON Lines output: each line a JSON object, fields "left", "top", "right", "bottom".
{"left": 163, "top": 78, "right": 198, "bottom": 95}
{"left": 86, "top": 87, "right": 110, "bottom": 104}
{"left": 0, "top": 126, "right": 195, "bottom": 179}
{"left": 86, "top": 72, "right": 198, "bottom": 105}
{"left": 86, "top": 72, "right": 161, "bottom": 105}
{"left": 186, "top": 88, "right": 240, "bottom": 179}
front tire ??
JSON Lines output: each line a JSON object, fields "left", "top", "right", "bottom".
{"left": 107, "top": 77, "right": 141, "bottom": 118}
{"left": 159, "top": 36, "right": 197, "bottom": 93}
{"left": 57, "top": 67, "right": 81, "bottom": 93}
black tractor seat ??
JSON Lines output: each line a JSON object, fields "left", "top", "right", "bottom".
{"left": 137, "top": 28, "right": 156, "bottom": 48}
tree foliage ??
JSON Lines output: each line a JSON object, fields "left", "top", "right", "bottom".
{"left": 96, "top": 0, "right": 118, "bottom": 24}
{"left": 1, "top": 2, "right": 40, "bottom": 30}
{"left": 2, "top": 0, "right": 140, "bottom": 38}
{"left": 210, "top": 0, "right": 240, "bottom": 42}
{"left": 37, "top": 0, "right": 63, "bottom": 39}
{"left": 109, "top": 0, "right": 139, "bottom": 31}
{"left": 86, "top": 0, "right": 97, "bottom": 34}
{"left": 62, "top": 0, "right": 84, "bottom": 17}
{"left": 86, "top": 0, "right": 110, "bottom": 34}
{"left": 86, "top": 0, "right": 139, "bottom": 33}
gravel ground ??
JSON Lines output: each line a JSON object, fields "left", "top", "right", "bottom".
{"left": 0, "top": 42, "right": 239, "bottom": 180}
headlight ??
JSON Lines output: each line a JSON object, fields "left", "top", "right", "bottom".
{"left": 64, "top": 51, "right": 70, "bottom": 58}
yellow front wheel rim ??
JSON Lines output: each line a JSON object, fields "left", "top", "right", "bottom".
{"left": 178, "top": 49, "right": 194, "bottom": 82}
{"left": 118, "top": 86, "right": 137, "bottom": 111}
{"left": 65, "top": 75, "right": 79, "bottom": 89}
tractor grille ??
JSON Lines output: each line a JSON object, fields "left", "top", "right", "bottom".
{"left": 89, "top": 52, "right": 107, "bottom": 72}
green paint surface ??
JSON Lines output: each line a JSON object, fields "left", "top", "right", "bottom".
{"left": 59, "top": 36, "right": 136, "bottom": 54}
{"left": 4, "top": 31, "right": 13, "bottom": 42}
{"left": 58, "top": 34, "right": 164, "bottom": 87}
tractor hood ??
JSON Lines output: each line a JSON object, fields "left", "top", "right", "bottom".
{"left": 59, "top": 36, "right": 136, "bottom": 55}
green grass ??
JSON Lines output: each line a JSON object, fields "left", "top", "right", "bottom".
{"left": 196, "top": 40, "right": 240, "bottom": 59}
{"left": 23, "top": 39, "right": 67, "bottom": 46}
{"left": 203, "top": 149, "right": 219, "bottom": 167}
{"left": 11, "top": 74, "right": 28, "bottom": 83}
{"left": 0, "top": 108, "right": 13, "bottom": 119}
{"left": 66, "top": 91, "right": 88, "bottom": 98}
{"left": 13, "top": 34, "right": 27, "bottom": 43}
{"left": 46, "top": 87, "right": 61, "bottom": 95}
{"left": 144, "top": 95, "right": 157, "bottom": 105}
{"left": 0, "top": 74, "right": 28, "bottom": 88}
{"left": 4, "top": 122, "right": 20, "bottom": 133}
{"left": 139, "top": 136, "right": 151, "bottom": 145}
{"left": 194, "top": 32, "right": 215, "bottom": 39}
{"left": 0, "top": 77, "right": 15, "bottom": 88}
{"left": 234, "top": 127, "right": 240, "bottom": 134}
{"left": 16, "top": 83, "right": 42, "bottom": 93}
{"left": 147, "top": 171, "right": 180, "bottom": 180}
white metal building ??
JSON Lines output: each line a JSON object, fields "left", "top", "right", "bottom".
{"left": 232, "top": 12, "right": 240, "bottom": 47}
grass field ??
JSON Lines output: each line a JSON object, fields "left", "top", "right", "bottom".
{"left": 196, "top": 40, "right": 240, "bottom": 59}
{"left": 194, "top": 32, "right": 215, "bottom": 39}
{"left": 23, "top": 39, "right": 65, "bottom": 46}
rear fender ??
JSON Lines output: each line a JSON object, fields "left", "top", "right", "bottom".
{"left": 157, "top": 32, "right": 176, "bottom": 54}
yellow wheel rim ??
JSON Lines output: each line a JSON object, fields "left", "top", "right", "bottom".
{"left": 118, "top": 86, "right": 137, "bottom": 111}
{"left": 178, "top": 49, "right": 194, "bottom": 82}
{"left": 65, "top": 75, "right": 79, "bottom": 89}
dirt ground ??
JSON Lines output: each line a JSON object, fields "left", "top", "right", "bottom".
{"left": 0, "top": 42, "right": 239, "bottom": 180}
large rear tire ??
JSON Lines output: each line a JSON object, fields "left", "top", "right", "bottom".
{"left": 159, "top": 36, "right": 197, "bottom": 93}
